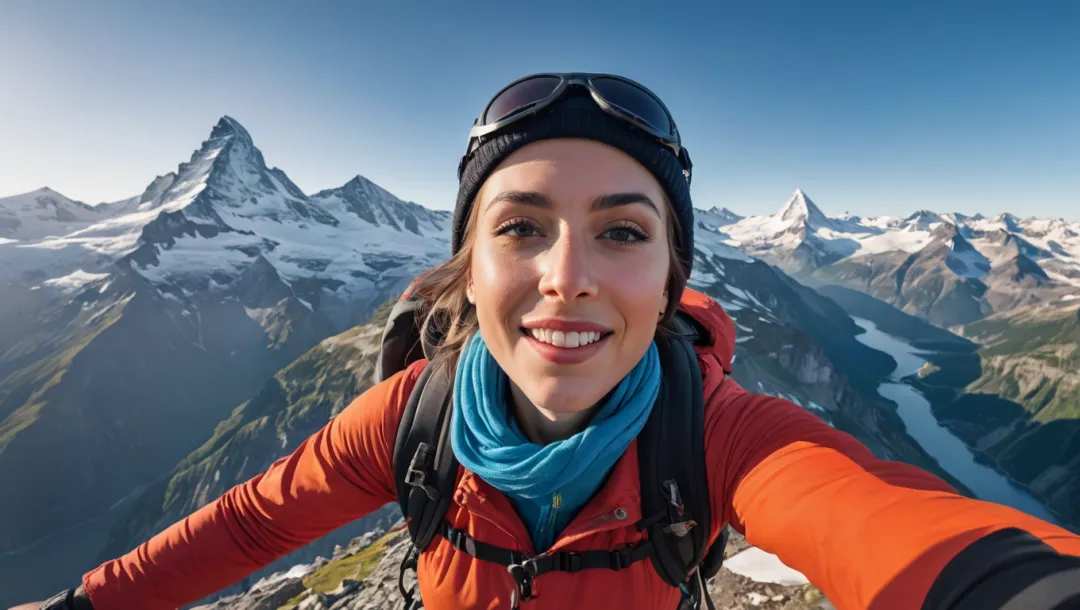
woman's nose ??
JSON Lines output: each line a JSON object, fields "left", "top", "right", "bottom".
{"left": 536, "top": 230, "right": 598, "bottom": 302}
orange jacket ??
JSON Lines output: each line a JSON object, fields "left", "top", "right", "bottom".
{"left": 82, "top": 289, "right": 1080, "bottom": 609}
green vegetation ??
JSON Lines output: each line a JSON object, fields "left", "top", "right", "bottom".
{"left": 962, "top": 307, "right": 1080, "bottom": 421}
{"left": 278, "top": 531, "right": 393, "bottom": 609}
{"left": 0, "top": 300, "right": 125, "bottom": 454}
{"left": 914, "top": 304, "right": 1080, "bottom": 530}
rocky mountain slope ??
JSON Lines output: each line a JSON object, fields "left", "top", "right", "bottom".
{"left": 911, "top": 298, "right": 1080, "bottom": 529}
{"left": 96, "top": 301, "right": 403, "bottom": 604}
{"left": 720, "top": 189, "right": 1080, "bottom": 327}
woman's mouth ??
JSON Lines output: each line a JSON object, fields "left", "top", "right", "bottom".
{"left": 524, "top": 328, "right": 606, "bottom": 348}
{"left": 519, "top": 325, "right": 613, "bottom": 365}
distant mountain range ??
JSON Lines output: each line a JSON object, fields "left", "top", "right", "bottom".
{"left": 1, "top": 120, "right": 1076, "bottom": 606}
{"left": 715, "top": 189, "right": 1080, "bottom": 327}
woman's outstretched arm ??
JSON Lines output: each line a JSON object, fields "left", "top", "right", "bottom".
{"left": 78, "top": 361, "right": 426, "bottom": 610}
{"left": 708, "top": 379, "right": 1080, "bottom": 610}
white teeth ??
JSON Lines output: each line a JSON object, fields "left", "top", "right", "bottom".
{"left": 565, "top": 332, "right": 579, "bottom": 348}
{"left": 528, "top": 329, "right": 605, "bottom": 348}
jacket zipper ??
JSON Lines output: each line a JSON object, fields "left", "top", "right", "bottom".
{"left": 539, "top": 491, "right": 562, "bottom": 542}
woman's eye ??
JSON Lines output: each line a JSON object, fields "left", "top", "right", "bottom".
{"left": 494, "top": 219, "right": 542, "bottom": 239}
{"left": 603, "top": 225, "right": 649, "bottom": 243}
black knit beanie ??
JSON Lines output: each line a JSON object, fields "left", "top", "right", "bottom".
{"left": 452, "top": 92, "right": 695, "bottom": 278}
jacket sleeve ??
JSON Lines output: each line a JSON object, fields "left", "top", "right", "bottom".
{"left": 80, "top": 360, "right": 427, "bottom": 610}
{"left": 708, "top": 379, "right": 1080, "bottom": 610}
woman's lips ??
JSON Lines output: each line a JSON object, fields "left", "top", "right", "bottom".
{"left": 521, "top": 327, "right": 611, "bottom": 365}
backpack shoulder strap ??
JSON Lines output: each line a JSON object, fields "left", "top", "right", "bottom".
{"left": 392, "top": 360, "right": 459, "bottom": 550}
{"left": 377, "top": 297, "right": 446, "bottom": 384}
{"left": 391, "top": 360, "right": 459, "bottom": 609}
{"left": 376, "top": 298, "right": 424, "bottom": 384}
{"left": 638, "top": 310, "right": 714, "bottom": 589}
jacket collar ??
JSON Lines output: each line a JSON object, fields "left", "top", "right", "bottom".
{"left": 455, "top": 439, "right": 643, "bottom": 555}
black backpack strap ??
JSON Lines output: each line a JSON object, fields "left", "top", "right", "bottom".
{"left": 376, "top": 298, "right": 426, "bottom": 384}
{"left": 638, "top": 311, "right": 711, "bottom": 590}
{"left": 699, "top": 526, "right": 730, "bottom": 580}
{"left": 437, "top": 519, "right": 655, "bottom": 608}
{"left": 392, "top": 360, "right": 459, "bottom": 609}
{"left": 376, "top": 296, "right": 445, "bottom": 384}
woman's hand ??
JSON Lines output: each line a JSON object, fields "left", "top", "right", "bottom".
{"left": 6, "top": 603, "right": 43, "bottom": 610}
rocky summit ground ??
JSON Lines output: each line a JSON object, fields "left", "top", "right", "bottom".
{"left": 192, "top": 522, "right": 834, "bottom": 610}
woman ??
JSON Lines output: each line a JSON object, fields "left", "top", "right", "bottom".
{"left": 18, "top": 73, "right": 1080, "bottom": 610}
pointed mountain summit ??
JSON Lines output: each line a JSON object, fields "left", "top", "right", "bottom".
{"left": 904, "top": 210, "right": 948, "bottom": 231}
{"left": 994, "top": 212, "right": 1023, "bottom": 233}
{"left": 310, "top": 174, "right": 449, "bottom": 237}
{"left": 209, "top": 115, "right": 254, "bottom": 144}
{"left": 709, "top": 206, "right": 743, "bottom": 223}
{"left": 778, "top": 188, "right": 830, "bottom": 228}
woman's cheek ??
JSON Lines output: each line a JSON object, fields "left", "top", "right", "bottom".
{"left": 607, "top": 251, "right": 668, "bottom": 303}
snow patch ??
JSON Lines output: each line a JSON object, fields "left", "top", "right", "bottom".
{"left": 724, "top": 547, "right": 810, "bottom": 586}
{"left": 252, "top": 561, "right": 319, "bottom": 591}
{"left": 42, "top": 269, "right": 110, "bottom": 292}
{"left": 717, "top": 299, "right": 744, "bottom": 312}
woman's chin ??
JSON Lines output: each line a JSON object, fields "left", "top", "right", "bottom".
{"left": 523, "top": 382, "right": 611, "bottom": 416}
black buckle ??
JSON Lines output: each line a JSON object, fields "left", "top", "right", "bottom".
{"left": 663, "top": 480, "right": 685, "bottom": 516}
{"left": 558, "top": 551, "right": 584, "bottom": 573}
{"left": 507, "top": 563, "right": 534, "bottom": 601}
{"left": 446, "top": 526, "right": 464, "bottom": 549}
{"left": 663, "top": 519, "right": 698, "bottom": 538}
{"left": 405, "top": 443, "right": 439, "bottom": 501}
{"left": 613, "top": 546, "right": 635, "bottom": 571}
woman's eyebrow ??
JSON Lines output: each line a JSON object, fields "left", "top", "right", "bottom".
{"left": 487, "top": 191, "right": 552, "bottom": 209}
{"left": 591, "top": 192, "right": 660, "bottom": 217}
{"left": 486, "top": 191, "right": 660, "bottom": 218}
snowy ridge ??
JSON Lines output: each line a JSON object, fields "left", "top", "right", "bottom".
{"left": 721, "top": 188, "right": 1080, "bottom": 289}
{"left": 0, "top": 117, "right": 451, "bottom": 309}
{"left": 0, "top": 187, "right": 105, "bottom": 241}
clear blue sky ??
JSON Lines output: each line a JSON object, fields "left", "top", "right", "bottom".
{"left": 2, "top": 0, "right": 1077, "bottom": 219}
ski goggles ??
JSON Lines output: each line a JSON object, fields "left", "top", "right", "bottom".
{"left": 459, "top": 73, "right": 692, "bottom": 184}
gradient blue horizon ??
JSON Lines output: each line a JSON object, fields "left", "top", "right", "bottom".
{"left": 2, "top": 0, "right": 1077, "bottom": 220}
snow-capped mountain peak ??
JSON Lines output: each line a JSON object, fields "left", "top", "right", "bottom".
{"left": 0, "top": 187, "right": 104, "bottom": 242}
{"left": 209, "top": 115, "right": 254, "bottom": 145}
{"left": 309, "top": 175, "right": 449, "bottom": 236}
{"left": 903, "top": 210, "right": 948, "bottom": 229}
{"left": 778, "top": 188, "right": 829, "bottom": 227}
{"left": 708, "top": 206, "right": 744, "bottom": 223}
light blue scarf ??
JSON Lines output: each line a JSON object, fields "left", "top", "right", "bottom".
{"left": 450, "top": 332, "right": 660, "bottom": 551}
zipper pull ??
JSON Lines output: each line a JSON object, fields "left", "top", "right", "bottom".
{"left": 663, "top": 480, "right": 685, "bottom": 517}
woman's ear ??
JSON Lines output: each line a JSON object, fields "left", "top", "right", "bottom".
{"left": 466, "top": 283, "right": 475, "bottom": 304}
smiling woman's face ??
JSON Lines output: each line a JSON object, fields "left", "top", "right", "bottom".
{"left": 467, "top": 138, "right": 672, "bottom": 415}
